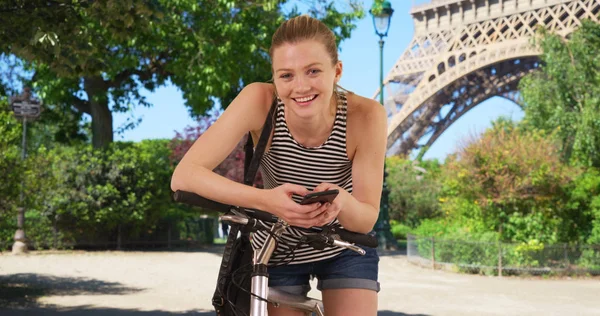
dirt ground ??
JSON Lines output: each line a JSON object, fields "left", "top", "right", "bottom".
{"left": 0, "top": 247, "right": 599, "bottom": 315}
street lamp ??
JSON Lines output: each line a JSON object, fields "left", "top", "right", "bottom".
{"left": 9, "top": 87, "right": 42, "bottom": 254}
{"left": 370, "top": 1, "right": 398, "bottom": 251}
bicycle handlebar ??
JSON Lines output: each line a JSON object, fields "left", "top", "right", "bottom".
{"left": 171, "top": 190, "right": 378, "bottom": 248}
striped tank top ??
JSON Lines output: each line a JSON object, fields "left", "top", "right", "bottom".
{"left": 251, "top": 92, "right": 352, "bottom": 265}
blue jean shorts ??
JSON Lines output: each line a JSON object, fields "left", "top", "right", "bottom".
{"left": 267, "top": 246, "right": 380, "bottom": 296}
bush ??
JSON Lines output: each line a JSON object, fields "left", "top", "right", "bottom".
{"left": 389, "top": 220, "right": 412, "bottom": 240}
{"left": 441, "top": 118, "right": 575, "bottom": 243}
{"left": 0, "top": 109, "right": 24, "bottom": 249}
{"left": 387, "top": 156, "right": 442, "bottom": 227}
{"left": 0, "top": 139, "right": 210, "bottom": 250}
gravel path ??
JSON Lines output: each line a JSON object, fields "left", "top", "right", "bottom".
{"left": 0, "top": 248, "right": 599, "bottom": 315}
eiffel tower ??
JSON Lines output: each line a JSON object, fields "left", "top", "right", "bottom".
{"left": 381, "top": 0, "right": 600, "bottom": 156}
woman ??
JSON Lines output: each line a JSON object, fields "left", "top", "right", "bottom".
{"left": 171, "top": 15, "right": 386, "bottom": 316}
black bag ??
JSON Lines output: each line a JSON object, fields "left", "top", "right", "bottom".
{"left": 212, "top": 98, "right": 277, "bottom": 316}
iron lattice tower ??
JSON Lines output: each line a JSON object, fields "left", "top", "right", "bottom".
{"left": 381, "top": 0, "right": 600, "bottom": 156}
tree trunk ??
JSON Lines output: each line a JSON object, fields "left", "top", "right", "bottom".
{"left": 84, "top": 77, "right": 113, "bottom": 148}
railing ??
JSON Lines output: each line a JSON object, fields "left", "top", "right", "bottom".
{"left": 407, "top": 234, "right": 600, "bottom": 276}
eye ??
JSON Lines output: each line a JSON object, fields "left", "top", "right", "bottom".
{"left": 308, "top": 69, "right": 321, "bottom": 75}
{"left": 279, "top": 73, "right": 292, "bottom": 79}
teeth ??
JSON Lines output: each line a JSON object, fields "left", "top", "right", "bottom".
{"left": 295, "top": 95, "right": 316, "bottom": 103}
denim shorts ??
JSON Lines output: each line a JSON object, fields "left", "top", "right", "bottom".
{"left": 267, "top": 246, "right": 380, "bottom": 296}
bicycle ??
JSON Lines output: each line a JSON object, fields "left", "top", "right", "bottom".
{"left": 172, "top": 190, "right": 378, "bottom": 316}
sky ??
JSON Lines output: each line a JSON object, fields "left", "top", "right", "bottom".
{"left": 112, "top": 0, "right": 524, "bottom": 162}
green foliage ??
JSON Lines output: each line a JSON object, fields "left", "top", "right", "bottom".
{"left": 548, "top": 170, "right": 600, "bottom": 244}
{"left": 177, "top": 216, "right": 216, "bottom": 245}
{"left": 368, "top": 0, "right": 387, "bottom": 15}
{"left": 577, "top": 246, "right": 600, "bottom": 271}
{"left": 43, "top": 140, "right": 175, "bottom": 239}
{"left": 504, "top": 239, "right": 545, "bottom": 268}
{"left": 503, "top": 211, "right": 559, "bottom": 245}
{"left": 520, "top": 20, "right": 600, "bottom": 168}
{"left": 401, "top": 19, "right": 600, "bottom": 270}
{"left": 386, "top": 156, "right": 442, "bottom": 227}
{"left": 411, "top": 218, "right": 501, "bottom": 271}
{"left": 441, "top": 118, "right": 575, "bottom": 242}
{"left": 389, "top": 220, "right": 412, "bottom": 240}
{"left": 0, "top": 139, "right": 205, "bottom": 250}
{"left": 0, "top": 105, "right": 23, "bottom": 247}
{"left": 0, "top": 108, "right": 22, "bottom": 205}
{"left": 1, "top": 1, "right": 365, "bottom": 147}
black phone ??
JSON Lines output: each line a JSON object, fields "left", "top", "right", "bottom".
{"left": 299, "top": 189, "right": 339, "bottom": 205}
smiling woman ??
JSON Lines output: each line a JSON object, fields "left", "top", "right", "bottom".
{"left": 171, "top": 15, "right": 387, "bottom": 316}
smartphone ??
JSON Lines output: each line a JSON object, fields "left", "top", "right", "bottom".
{"left": 299, "top": 189, "right": 339, "bottom": 205}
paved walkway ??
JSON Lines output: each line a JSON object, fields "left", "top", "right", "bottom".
{"left": 0, "top": 248, "right": 599, "bottom": 315}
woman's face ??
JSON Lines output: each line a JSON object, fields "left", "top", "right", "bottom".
{"left": 272, "top": 39, "right": 342, "bottom": 119}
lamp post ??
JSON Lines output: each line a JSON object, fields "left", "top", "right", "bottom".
{"left": 9, "top": 87, "right": 42, "bottom": 254}
{"left": 370, "top": 1, "right": 397, "bottom": 251}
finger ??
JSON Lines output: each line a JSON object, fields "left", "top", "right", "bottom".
{"left": 320, "top": 205, "right": 339, "bottom": 224}
{"left": 313, "top": 183, "right": 332, "bottom": 192}
{"left": 282, "top": 183, "right": 310, "bottom": 196}
{"left": 294, "top": 201, "right": 323, "bottom": 214}
{"left": 286, "top": 204, "right": 317, "bottom": 218}
{"left": 305, "top": 203, "right": 327, "bottom": 218}
{"left": 317, "top": 209, "right": 332, "bottom": 225}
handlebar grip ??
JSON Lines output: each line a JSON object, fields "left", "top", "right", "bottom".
{"left": 330, "top": 227, "right": 378, "bottom": 248}
{"left": 172, "top": 190, "right": 231, "bottom": 213}
{"left": 172, "top": 190, "right": 378, "bottom": 248}
{"left": 244, "top": 209, "right": 278, "bottom": 223}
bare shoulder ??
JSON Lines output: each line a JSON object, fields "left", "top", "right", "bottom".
{"left": 344, "top": 92, "right": 387, "bottom": 159}
{"left": 235, "top": 82, "right": 276, "bottom": 132}
{"left": 345, "top": 92, "right": 387, "bottom": 128}
{"left": 241, "top": 82, "right": 275, "bottom": 112}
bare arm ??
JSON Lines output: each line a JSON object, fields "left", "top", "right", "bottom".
{"left": 171, "top": 83, "right": 268, "bottom": 208}
{"left": 339, "top": 98, "right": 387, "bottom": 233}
{"left": 170, "top": 83, "right": 324, "bottom": 227}
{"left": 313, "top": 97, "right": 387, "bottom": 234}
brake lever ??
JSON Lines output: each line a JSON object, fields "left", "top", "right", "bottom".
{"left": 331, "top": 239, "right": 366, "bottom": 255}
{"left": 220, "top": 209, "right": 273, "bottom": 232}
{"left": 220, "top": 214, "right": 248, "bottom": 225}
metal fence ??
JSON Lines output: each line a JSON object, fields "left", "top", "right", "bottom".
{"left": 407, "top": 234, "right": 600, "bottom": 276}
{"left": 0, "top": 216, "right": 221, "bottom": 252}
{"left": 1, "top": 238, "right": 215, "bottom": 252}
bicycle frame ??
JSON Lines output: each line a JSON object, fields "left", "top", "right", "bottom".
{"left": 249, "top": 219, "right": 325, "bottom": 316}
{"left": 172, "top": 190, "right": 374, "bottom": 316}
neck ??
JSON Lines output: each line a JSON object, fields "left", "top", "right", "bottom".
{"left": 286, "top": 97, "right": 337, "bottom": 148}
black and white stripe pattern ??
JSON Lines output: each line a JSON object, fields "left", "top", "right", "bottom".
{"left": 252, "top": 92, "right": 353, "bottom": 265}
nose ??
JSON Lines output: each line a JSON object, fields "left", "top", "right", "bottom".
{"left": 294, "top": 75, "right": 311, "bottom": 94}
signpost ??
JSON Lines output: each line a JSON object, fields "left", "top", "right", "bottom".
{"left": 9, "top": 88, "right": 42, "bottom": 254}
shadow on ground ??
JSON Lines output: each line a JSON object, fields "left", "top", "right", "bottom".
{"left": 0, "top": 306, "right": 214, "bottom": 315}
{"left": 0, "top": 307, "right": 429, "bottom": 316}
{"left": 377, "top": 249, "right": 407, "bottom": 257}
{"left": 378, "top": 311, "right": 430, "bottom": 316}
{"left": 0, "top": 273, "right": 143, "bottom": 309}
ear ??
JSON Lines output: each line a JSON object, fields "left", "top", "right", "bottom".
{"left": 334, "top": 61, "right": 343, "bottom": 83}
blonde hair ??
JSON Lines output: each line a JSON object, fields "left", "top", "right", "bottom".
{"left": 269, "top": 15, "right": 351, "bottom": 110}
{"left": 270, "top": 15, "right": 339, "bottom": 66}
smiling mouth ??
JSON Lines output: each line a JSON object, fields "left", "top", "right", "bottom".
{"left": 292, "top": 95, "right": 318, "bottom": 103}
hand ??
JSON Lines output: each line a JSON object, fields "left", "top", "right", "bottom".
{"left": 311, "top": 183, "right": 347, "bottom": 226}
{"left": 261, "top": 183, "right": 328, "bottom": 228}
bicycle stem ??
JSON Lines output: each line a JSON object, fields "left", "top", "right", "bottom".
{"left": 251, "top": 220, "right": 288, "bottom": 316}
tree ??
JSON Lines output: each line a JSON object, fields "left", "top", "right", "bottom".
{"left": 0, "top": 102, "right": 22, "bottom": 217}
{"left": 168, "top": 108, "right": 262, "bottom": 186}
{"left": 442, "top": 119, "right": 575, "bottom": 242}
{"left": 386, "top": 156, "right": 442, "bottom": 227}
{"left": 520, "top": 20, "right": 600, "bottom": 168}
{"left": 1, "top": 0, "right": 365, "bottom": 148}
